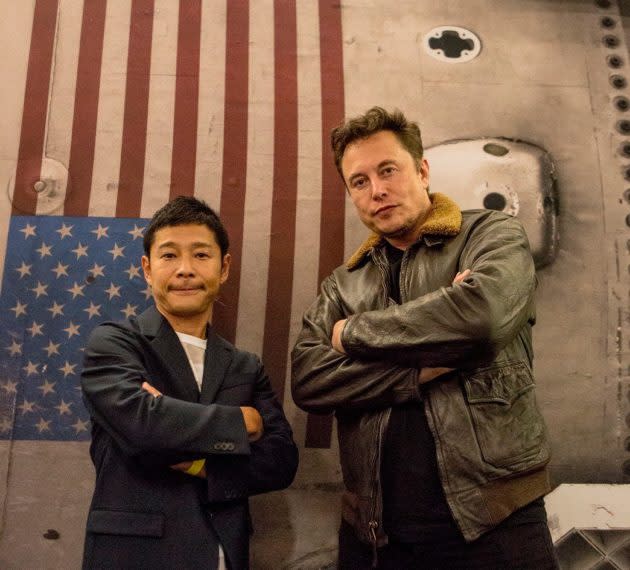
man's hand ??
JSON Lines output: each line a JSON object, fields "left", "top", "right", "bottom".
{"left": 142, "top": 381, "right": 162, "bottom": 397}
{"left": 417, "top": 269, "right": 470, "bottom": 384}
{"left": 240, "top": 406, "right": 264, "bottom": 442}
{"left": 170, "top": 460, "right": 207, "bottom": 478}
{"left": 331, "top": 319, "right": 348, "bottom": 354}
{"left": 453, "top": 269, "right": 471, "bottom": 284}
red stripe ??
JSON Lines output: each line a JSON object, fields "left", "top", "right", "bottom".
{"left": 116, "top": 0, "right": 154, "bottom": 217}
{"left": 12, "top": 0, "right": 59, "bottom": 215}
{"left": 213, "top": 0, "right": 249, "bottom": 343}
{"left": 261, "top": 0, "right": 298, "bottom": 400}
{"left": 65, "top": 0, "right": 107, "bottom": 216}
{"left": 169, "top": 0, "right": 202, "bottom": 199}
{"left": 305, "top": 0, "right": 346, "bottom": 448}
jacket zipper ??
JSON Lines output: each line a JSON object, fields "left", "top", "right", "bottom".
{"left": 367, "top": 409, "right": 388, "bottom": 568}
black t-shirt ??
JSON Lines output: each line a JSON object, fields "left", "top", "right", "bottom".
{"left": 380, "top": 241, "right": 546, "bottom": 543}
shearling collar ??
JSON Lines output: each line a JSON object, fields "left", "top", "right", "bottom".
{"left": 346, "top": 192, "right": 462, "bottom": 270}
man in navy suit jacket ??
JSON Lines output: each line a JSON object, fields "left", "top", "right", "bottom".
{"left": 81, "top": 196, "right": 298, "bottom": 569}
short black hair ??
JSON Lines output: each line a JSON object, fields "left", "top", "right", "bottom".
{"left": 331, "top": 106, "right": 424, "bottom": 180}
{"left": 143, "top": 196, "right": 229, "bottom": 258}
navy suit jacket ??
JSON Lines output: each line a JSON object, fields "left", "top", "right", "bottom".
{"left": 81, "top": 305, "right": 298, "bottom": 569}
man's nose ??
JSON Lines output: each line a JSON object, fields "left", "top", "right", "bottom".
{"left": 176, "top": 255, "right": 195, "bottom": 276}
{"left": 371, "top": 177, "right": 387, "bottom": 199}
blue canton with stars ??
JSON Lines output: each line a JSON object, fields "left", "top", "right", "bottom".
{"left": 0, "top": 216, "right": 153, "bottom": 441}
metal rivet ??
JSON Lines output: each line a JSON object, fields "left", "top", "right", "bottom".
{"left": 33, "top": 180, "right": 46, "bottom": 193}
{"left": 614, "top": 96, "right": 630, "bottom": 111}
{"left": 620, "top": 143, "right": 630, "bottom": 158}
{"left": 596, "top": 0, "right": 612, "bottom": 8}
{"left": 624, "top": 189, "right": 630, "bottom": 203}
{"left": 608, "top": 54, "right": 624, "bottom": 69}
{"left": 601, "top": 16, "right": 616, "bottom": 29}
{"left": 625, "top": 436, "right": 630, "bottom": 452}
{"left": 611, "top": 75, "right": 627, "bottom": 89}
{"left": 618, "top": 121, "right": 630, "bottom": 134}
{"left": 603, "top": 35, "right": 620, "bottom": 48}
{"left": 483, "top": 143, "right": 509, "bottom": 156}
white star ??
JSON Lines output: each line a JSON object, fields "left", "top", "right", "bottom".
{"left": 36, "top": 242, "right": 53, "bottom": 258}
{"left": 55, "top": 400, "right": 73, "bottom": 416}
{"left": 121, "top": 303, "right": 138, "bottom": 319}
{"left": 6, "top": 340, "right": 22, "bottom": 356}
{"left": 67, "top": 282, "right": 85, "bottom": 299}
{"left": 15, "top": 262, "right": 32, "bottom": 278}
{"left": 1, "top": 380, "right": 18, "bottom": 394}
{"left": 140, "top": 285, "right": 152, "bottom": 300}
{"left": 34, "top": 417, "right": 51, "bottom": 433}
{"left": 84, "top": 302, "right": 102, "bottom": 319}
{"left": 0, "top": 417, "right": 11, "bottom": 433}
{"left": 47, "top": 301, "right": 65, "bottom": 318}
{"left": 72, "top": 418, "right": 89, "bottom": 434}
{"left": 56, "top": 223, "right": 73, "bottom": 239}
{"left": 124, "top": 264, "right": 141, "bottom": 280}
{"left": 19, "top": 223, "right": 37, "bottom": 238}
{"left": 72, "top": 242, "right": 89, "bottom": 259}
{"left": 128, "top": 224, "right": 145, "bottom": 240}
{"left": 38, "top": 380, "right": 56, "bottom": 396}
{"left": 31, "top": 281, "right": 49, "bottom": 298}
{"left": 58, "top": 361, "right": 77, "bottom": 377}
{"left": 23, "top": 361, "right": 39, "bottom": 376}
{"left": 51, "top": 261, "right": 69, "bottom": 278}
{"left": 26, "top": 321, "right": 44, "bottom": 337}
{"left": 18, "top": 399, "right": 37, "bottom": 414}
{"left": 63, "top": 321, "right": 81, "bottom": 339}
{"left": 105, "top": 282, "right": 121, "bottom": 300}
{"left": 43, "top": 340, "right": 61, "bottom": 357}
{"left": 91, "top": 224, "right": 109, "bottom": 239}
{"left": 108, "top": 243, "right": 125, "bottom": 260}
{"left": 10, "top": 300, "right": 27, "bottom": 317}
{"left": 88, "top": 263, "right": 106, "bottom": 278}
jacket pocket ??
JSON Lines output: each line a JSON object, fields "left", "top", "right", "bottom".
{"left": 86, "top": 510, "right": 164, "bottom": 537}
{"left": 463, "top": 361, "right": 548, "bottom": 469}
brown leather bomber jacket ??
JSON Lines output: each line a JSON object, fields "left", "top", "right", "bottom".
{"left": 291, "top": 193, "right": 552, "bottom": 548}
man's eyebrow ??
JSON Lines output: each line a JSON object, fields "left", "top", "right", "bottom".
{"left": 156, "top": 241, "right": 213, "bottom": 249}
{"left": 347, "top": 160, "right": 397, "bottom": 182}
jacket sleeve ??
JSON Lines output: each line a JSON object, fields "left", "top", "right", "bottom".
{"left": 340, "top": 214, "right": 536, "bottom": 369}
{"left": 81, "top": 323, "right": 250, "bottom": 464}
{"left": 206, "top": 358, "right": 298, "bottom": 500}
{"left": 291, "top": 273, "right": 421, "bottom": 415}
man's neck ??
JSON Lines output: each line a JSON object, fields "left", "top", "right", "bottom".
{"left": 162, "top": 312, "right": 210, "bottom": 339}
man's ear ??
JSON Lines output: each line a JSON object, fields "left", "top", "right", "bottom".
{"left": 418, "top": 157, "right": 430, "bottom": 190}
{"left": 141, "top": 255, "right": 152, "bottom": 285}
{"left": 220, "top": 253, "right": 231, "bottom": 284}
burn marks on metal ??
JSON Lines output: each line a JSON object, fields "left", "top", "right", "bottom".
{"left": 597, "top": 0, "right": 630, "bottom": 481}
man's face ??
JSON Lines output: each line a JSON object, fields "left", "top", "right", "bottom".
{"left": 341, "top": 130, "right": 431, "bottom": 249}
{"left": 141, "top": 224, "right": 230, "bottom": 327}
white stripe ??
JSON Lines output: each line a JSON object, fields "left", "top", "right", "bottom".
{"left": 194, "top": 0, "right": 227, "bottom": 210}
{"left": 88, "top": 0, "right": 132, "bottom": 217}
{"left": 286, "top": 0, "right": 323, "bottom": 415}
{"left": 0, "top": 1, "right": 36, "bottom": 290}
{"left": 139, "top": 0, "right": 178, "bottom": 218}
{"left": 234, "top": 0, "right": 274, "bottom": 355}
{"left": 37, "top": 0, "right": 83, "bottom": 216}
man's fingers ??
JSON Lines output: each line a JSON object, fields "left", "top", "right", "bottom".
{"left": 240, "top": 406, "right": 264, "bottom": 442}
{"left": 453, "top": 269, "right": 471, "bottom": 284}
{"left": 142, "top": 381, "right": 162, "bottom": 397}
{"left": 418, "top": 367, "right": 455, "bottom": 384}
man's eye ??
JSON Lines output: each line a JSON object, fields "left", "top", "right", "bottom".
{"left": 195, "top": 252, "right": 210, "bottom": 259}
{"left": 381, "top": 166, "right": 396, "bottom": 176}
{"left": 352, "top": 178, "right": 368, "bottom": 190}
{"left": 161, "top": 253, "right": 175, "bottom": 259}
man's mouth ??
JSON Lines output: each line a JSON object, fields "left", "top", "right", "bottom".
{"left": 373, "top": 205, "right": 396, "bottom": 216}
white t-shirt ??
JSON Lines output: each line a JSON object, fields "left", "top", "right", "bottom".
{"left": 175, "top": 332, "right": 227, "bottom": 570}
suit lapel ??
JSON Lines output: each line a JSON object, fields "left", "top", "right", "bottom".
{"left": 199, "top": 329, "right": 233, "bottom": 404}
{"left": 139, "top": 307, "right": 201, "bottom": 402}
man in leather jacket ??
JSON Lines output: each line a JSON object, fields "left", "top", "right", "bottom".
{"left": 291, "top": 107, "right": 557, "bottom": 569}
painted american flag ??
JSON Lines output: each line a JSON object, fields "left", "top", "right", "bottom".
{"left": 3, "top": 0, "right": 347, "bottom": 447}
{"left": 0, "top": 216, "right": 151, "bottom": 440}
